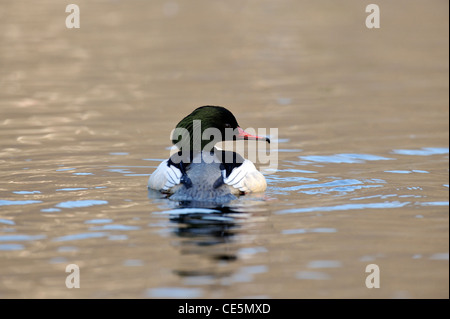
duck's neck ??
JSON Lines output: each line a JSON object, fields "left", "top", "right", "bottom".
{"left": 172, "top": 121, "right": 221, "bottom": 152}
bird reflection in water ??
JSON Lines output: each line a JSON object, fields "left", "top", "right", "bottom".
{"left": 149, "top": 189, "right": 267, "bottom": 283}
{"left": 170, "top": 202, "right": 243, "bottom": 262}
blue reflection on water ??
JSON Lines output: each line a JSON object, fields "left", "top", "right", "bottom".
{"left": 106, "top": 166, "right": 152, "bottom": 177}
{"left": 277, "top": 97, "right": 292, "bottom": 105}
{"left": 271, "top": 178, "right": 381, "bottom": 193}
{"left": 123, "top": 259, "right": 144, "bottom": 266}
{"left": 391, "top": 147, "right": 449, "bottom": 156}
{"left": 273, "top": 168, "right": 318, "bottom": 174}
{"left": 55, "top": 200, "right": 108, "bottom": 208}
{"left": 351, "top": 194, "right": 398, "bottom": 201}
{"left": 41, "top": 208, "right": 61, "bottom": 213}
{"left": 301, "top": 185, "right": 382, "bottom": 195}
{"left": 277, "top": 201, "right": 448, "bottom": 215}
{"left": 419, "top": 201, "right": 448, "bottom": 207}
{"left": 277, "top": 201, "right": 410, "bottom": 214}
{"left": 299, "top": 153, "right": 394, "bottom": 164}
{"left": 0, "top": 219, "right": 15, "bottom": 225}
{"left": 108, "top": 235, "right": 128, "bottom": 241}
{"left": 0, "top": 244, "right": 25, "bottom": 251}
{"left": 238, "top": 246, "right": 268, "bottom": 256}
{"left": 106, "top": 168, "right": 134, "bottom": 174}
{"left": 57, "top": 246, "right": 78, "bottom": 252}
{"left": 266, "top": 176, "right": 318, "bottom": 184}
{"left": 385, "top": 170, "right": 412, "bottom": 174}
{"left": 13, "top": 191, "right": 41, "bottom": 194}
{"left": 267, "top": 161, "right": 389, "bottom": 195}
{"left": 385, "top": 170, "right": 429, "bottom": 174}
{"left": 142, "top": 158, "right": 167, "bottom": 162}
{"left": 0, "top": 234, "right": 46, "bottom": 241}
{"left": 53, "top": 232, "right": 108, "bottom": 242}
{"left": 307, "top": 260, "right": 342, "bottom": 268}
{"left": 240, "top": 265, "right": 268, "bottom": 275}
{"left": 296, "top": 271, "right": 331, "bottom": 280}
{"left": 282, "top": 228, "right": 337, "bottom": 234}
{"left": 49, "top": 257, "right": 68, "bottom": 264}
{"left": 0, "top": 200, "right": 42, "bottom": 206}
{"left": 124, "top": 174, "right": 150, "bottom": 176}
{"left": 145, "top": 287, "right": 203, "bottom": 298}
{"left": 156, "top": 208, "right": 222, "bottom": 215}
{"left": 85, "top": 219, "right": 113, "bottom": 224}
{"left": 0, "top": 244, "right": 24, "bottom": 251}
{"left": 430, "top": 253, "right": 449, "bottom": 260}
{"left": 275, "top": 149, "right": 303, "bottom": 153}
{"left": 89, "top": 224, "right": 140, "bottom": 231}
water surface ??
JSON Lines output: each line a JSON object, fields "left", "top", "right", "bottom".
{"left": 0, "top": 0, "right": 448, "bottom": 298}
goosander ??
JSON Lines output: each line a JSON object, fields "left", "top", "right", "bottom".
{"left": 148, "top": 106, "right": 269, "bottom": 202}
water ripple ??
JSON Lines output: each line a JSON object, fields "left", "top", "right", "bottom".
{"left": 418, "top": 201, "right": 449, "bottom": 207}
{"left": 385, "top": 170, "right": 429, "bottom": 174}
{"left": 307, "top": 260, "right": 342, "bottom": 268}
{"left": 145, "top": 287, "right": 203, "bottom": 298}
{"left": 0, "top": 234, "right": 46, "bottom": 241}
{"left": 0, "top": 244, "right": 25, "bottom": 251}
{"left": 299, "top": 153, "right": 394, "bottom": 164}
{"left": 277, "top": 201, "right": 410, "bottom": 214}
{"left": 85, "top": 219, "right": 113, "bottom": 224}
{"left": 429, "top": 253, "right": 449, "bottom": 260}
{"left": 351, "top": 194, "right": 398, "bottom": 201}
{"left": 110, "top": 152, "right": 129, "bottom": 156}
{"left": 155, "top": 208, "right": 221, "bottom": 215}
{"left": 391, "top": 147, "right": 449, "bottom": 156}
{"left": 266, "top": 175, "right": 318, "bottom": 184}
{"left": 296, "top": 271, "right": 331, "bottom": 280}
{"left": 13, "top": 191, "right": 41, "bottom": 194}
{"left": 53, "top": 232, "right": 108, "bottom": 242}
{"left": 0, "top": 200, "right": 42, "bottom": 206}
{"left": 0, "top": 219, "right": 15, "bottom": 225}
{"left": 55, "top": 200, "right": 108, "bottom": 208}
{"left": 41, "top": 208, "right": 61, "bottom": 213}
{"left": 275, "top": 168, "right": 318, "bottom": 174}
{"left": 300, "top": 184, "right": 382, "bottom": 195}
{"left": 282, "top": 228, "right": 337, "bottom": 234}
{"left": 89, "top": 224, "right": 140, "bottom": 231}
{"left": 272, "top": 178, "right": 369, "bottom": 192}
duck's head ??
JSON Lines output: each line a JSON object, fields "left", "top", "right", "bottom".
{"left": 171, "top": 105, "right": 269, "bottom": 151}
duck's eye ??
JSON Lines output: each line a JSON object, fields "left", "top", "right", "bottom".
{"left": 224, "top": 123, "right": 232, "bottom": 128}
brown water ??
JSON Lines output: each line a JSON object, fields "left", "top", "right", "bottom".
{"left": 0, "top": 0, "right": 448, "bottom": 298}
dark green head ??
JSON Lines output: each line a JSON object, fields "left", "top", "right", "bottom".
{"left": 171, "top": 105, "right": 269, "bottom": 151}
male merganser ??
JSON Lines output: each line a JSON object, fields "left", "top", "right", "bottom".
{"left": 148, "top": 105, "right": 270, "bottom": 202}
